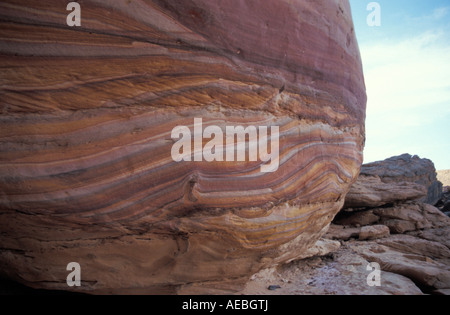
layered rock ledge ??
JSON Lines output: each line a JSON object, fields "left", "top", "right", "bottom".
{"left": 243, "top": 155, "right": 450, "bottom": 295}
{"left": 0, "top": 0, "right": 366, "bottom": 294}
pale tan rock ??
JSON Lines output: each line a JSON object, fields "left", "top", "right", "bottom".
{"left": 376, "top": 234, "right": 450, "bottom": 264}
{"left": 335, "top": 210, "right": 379, "bottom": 226}
{"left": 345, "top": 175, "right": 427, "bottom": 208}
{"left": 241, "top": 243, "right": 423, "bottom": 295}
{"left": 409, "top": 227, "right": 450, "bottom": 250}
{"left": 325, "top": 224, "right": 361, "bottom": 241}
{"left": 337, "top": 201, "right": 450, "bottom": 235}
{"left": 383, "top": 219, "right": 417, "bottom": 234}
{"left": 437, "top": 170, "right": 450, "bottom": 187}
{"left": 374, "top": 202, "right": 450, "bottom": 234}
{"left": 433, "top": 289, "right": 450, "bottom": 295}
{"left": 351, "top": 242, "right": 450, "bottom": 290}
{"left": 359, "top": 154, "right": 442, "bottom": 205}
{"left": 285, "top": 238, "right": 341, "bottom": 263}
{"left": 359, "top": 225, "right": 390, "bottom": 241}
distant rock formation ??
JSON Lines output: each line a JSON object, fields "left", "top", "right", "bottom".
{"left": 344, "top": 174, "right": 427, "bottom": 208}
{"left": 437, "top": 171, "right": 450, "bottom": 216}
{"left": 351, "top": 154, "right": 443, "bottom": 206}
{"left": 243, "top": 156, "right": 450, "bottom": 295}
{"left": 326, "top": 155, "right": 450, "bottom": 294}
{"left": 436, "top": 186, "right": 450, "bottom": 216}
{"left": 437, "top": 170, "right": 450, "bottom": 187}
{"left": 0, "top": 0, "right": 366, "bottom": 294}
{"left": 327, "top": 200, "right": 450, "bottom": 294}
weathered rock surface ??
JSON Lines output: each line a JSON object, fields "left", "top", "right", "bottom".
{"left": 375, "top": 202, "right": 448, "bottom": 234}
{"left": 325, "top": 224, "right": 361, "bottom": 241}
{"left": 344, "top": 175, "right": 427, "bottom": 208}
{"left": 335, "top": 202, "right": 450, "bottom": 234}
{"left": 329, "top": 203, "right": 450, "bottom": 293}
{"left": 376, "top": 234, "right": 450, "bottom": 264}
{"left": 241, "top": 241, "right": 424, "bottom": 295}
{"left": 337, "top": 201, "right": 449, "bottom": 232}
{"left": 358, "top": 154, "right": 442, "bottom": 205}
{"left": 437, "top": 170, "right": 450, "bottom": 187}
{"left": 352, "top": 242, "right": 450, "bottom": 291}
{"left": 244, "top": 206, "right": 450, "bottom": 295}
{"left": 243, "top": 156, "right": 450, "bottom": 295}
{"left": 0, "top": 0, "right": 366, "bottom": 294}
{"left": 287, "top": 238, "right": 341, "bottom": 263}
{"left": 436, "top": 186, "right": 450, "bottom": 216}
{"left": 359, "top": 225, "right": 390, "bottom": 241}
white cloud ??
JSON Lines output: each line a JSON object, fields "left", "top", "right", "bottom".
{"left": 409, "top": 6, "right": 450, "bottom": 23}
{"left": 360, "top": 31, "right": 450, "bottom": 169}
{"left": 432, "top": 7, "right": 449, "bottom": 20}
{"left": 362, "top": 31, "right": 450, "bottom": 110}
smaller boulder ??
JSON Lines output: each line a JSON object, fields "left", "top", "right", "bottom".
{"left": 374, "top": 202, "right": 450, "bottom": 234}
{"left": 344, "top": 175, "right": 427, "bottom": 208}
{"left": 359, "top": 225, "right": 390, "bottom": 241}
{"left": 359, "top": 154, "right": 442, "bottom": 205}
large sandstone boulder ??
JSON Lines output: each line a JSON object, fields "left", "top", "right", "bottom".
{"left": 0, "top": 0, "right": 366, "bottom": 294}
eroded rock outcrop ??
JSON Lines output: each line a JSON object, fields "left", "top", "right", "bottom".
{"left": 242, "top": 156, "right": 449, "bottom": 295}
{"left": 436, "top": 186, "right": 450, "bottom": 216}
{"left": 336, "top": 201, "right": 449, "bottom": 234}
{"left": 0, "top": 0, "right": 366, "bottom": 294}
{"left": 344, "top": 175, "right": 427, "bottom": 208}
{"left": 243, "top": 198, "right": 450, "bottom": 295}
{"left": 357, "top": 154, "right": 443, "bottom": 205}
{"left": 326, "top": 155, "right": 450, "bottom": 294}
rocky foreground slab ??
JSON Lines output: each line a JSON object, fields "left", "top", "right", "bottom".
{"left": 243, "top": 155, "right": 450, "bottom": 295}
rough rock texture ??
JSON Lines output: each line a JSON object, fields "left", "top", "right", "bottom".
{"left": 375, "top": 202, "right": 448, "bottom": 234}
{"left": 358, "top": 154, "right": 442, "bottom": 205}
{"left": 436, "top": 185, "right": 450, "bottom": 216}
{"left": 344, "top": 175, "right": 427, "bottom": 208}
{"left": 243, "top": 203, "right": 450, "bottom": 295}
{"left": 243, "top": 156, "right": 450, "bottom": 295}
{"left": 288, "top": 238, "right": 341, "bottom": 263}
{"left": 325, "top": 224, "right": 361, "bottom": 241}
{"left": 329, "top": 173, "right": 450, "bottom": 293}
{"left": 336, "top": 202, "right": 449, "bottom": 235}
{"left": 241, "top": 241, "right": 424, "bottom": 295}
{"left": 0, "top": 0, "right": 366, "bottom": 294}
{"left": 437, "top": 170, "right": 450, "bottom": 187}
{"left": 358, "top": 225, "right": 390, "bottom": 241}
{"left": 352, "top": 241, "right": 450, "bottom": 291}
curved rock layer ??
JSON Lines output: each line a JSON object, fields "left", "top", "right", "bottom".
{"left": 0, "top": 0, "right": 366, "bottom": 293}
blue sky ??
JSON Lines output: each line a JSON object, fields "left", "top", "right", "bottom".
{"left": 349, "top": 0, "right": 450, "bottom": 170}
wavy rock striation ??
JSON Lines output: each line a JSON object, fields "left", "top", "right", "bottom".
{"left": 0, "top": 0, "right": 366, "bottom": 293}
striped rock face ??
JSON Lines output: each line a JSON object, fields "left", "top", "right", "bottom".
{"left": 0, "top": 0, "right": 366, "bottom": 293}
